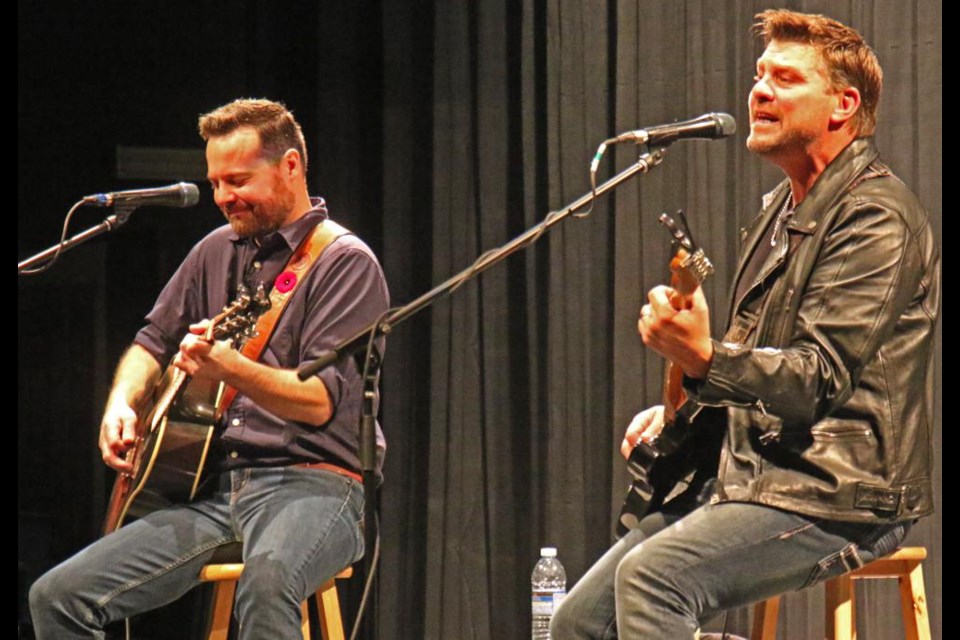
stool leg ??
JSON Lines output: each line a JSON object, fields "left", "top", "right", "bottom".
{"left": 825, "top": 574, "right": 856, "bottom": 640}
{"left": 898, "top": 561, "right": 931, "bottom": 640}
{"left": 206, "top": 580, "right": 237, "bottom": 640}
{"left": 316, "top": 577, "right": 346, "bottom": 640}
{"left": 751, "top": 596, "right": 780, "bottom": 640}
{"left": 301, "top": 599, "right": 312, "bottom": 640}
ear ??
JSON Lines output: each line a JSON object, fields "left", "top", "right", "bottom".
{"left": 830, "top": 86, "right": 861, "bottom": 130}
{"left": 280, "top": 148, "right": 302, "bottom": 178}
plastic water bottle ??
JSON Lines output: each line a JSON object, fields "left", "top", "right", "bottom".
{"left": 531, "top": 546, "right": 567, "bottom": 639}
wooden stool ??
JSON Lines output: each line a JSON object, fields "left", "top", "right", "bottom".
{"left": 751, "top": 547, "right": 930, "bottom": 640}
{"left": 199, "top": 561, "right": 353, "bottom": 640}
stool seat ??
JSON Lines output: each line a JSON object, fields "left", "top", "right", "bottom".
{"left": 751, "top": 546, "right": 931, "bottom": 640}
{"left": 199, "top": 559, "right": 353, "bottom": 640}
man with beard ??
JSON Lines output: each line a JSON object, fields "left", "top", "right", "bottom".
{"left": 552, "top": 10, "right": 938, "bottom": 639}
{"left": 30, "top": 98, "right": 389, "bottom": 639}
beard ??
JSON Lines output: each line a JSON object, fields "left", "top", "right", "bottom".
{"left": 746, "top": 118, "right": 822, "bottom": 159}
{"left": 225, "top": 203, "right": 288, "bottom": 238}
{"left": 223, "top": 176, "right": 296, "bottom": 238}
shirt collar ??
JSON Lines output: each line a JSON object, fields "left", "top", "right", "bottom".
{"left": 229, "top": 197, "right": 329, "bottom": 250}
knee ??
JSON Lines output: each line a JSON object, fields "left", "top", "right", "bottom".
{"left": 550, "top": 594, "right": 599, "bottom": 639}
{"left": 549, "top": 594, "right": 576, "bottom": 637}
{"left": 29, "top": 566, "right": 77, "bottom": 615}
{"left": 614, "top": 544, "right": 702, "bottom": 631}
{"left": 29, "top": 565, "right": 92, "bottom": 632}
{"left": 28, "top": 570, "right": 58, "bottom": 616}
{"left": 549, "top": 577, "right": 615, "bottom": 640}
{"left": 614, "top": 546, "right": 677, "bottom": 610}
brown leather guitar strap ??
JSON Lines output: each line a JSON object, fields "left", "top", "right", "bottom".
{"left": 215, "top": 219, "right": 351, "bottom": 420}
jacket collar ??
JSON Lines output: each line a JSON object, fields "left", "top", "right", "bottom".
{"left": 787, "top": 137, "right": 880, "bottom": 233}
{"left": 729, "top": 137, "right": 880, "bottom": 320}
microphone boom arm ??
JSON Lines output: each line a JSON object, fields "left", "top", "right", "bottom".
{"left": 18, "top": 204, "right": 137, "bottom": 274}
{"left": 297, "top": 147, "right": 667, "bottom": 380}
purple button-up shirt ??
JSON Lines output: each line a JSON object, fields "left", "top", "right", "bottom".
{"left": 134, "top": 200, "right": 389, "bottom": 478}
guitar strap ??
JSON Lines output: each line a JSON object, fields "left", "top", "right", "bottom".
{"left": 215, "top": 218, "right": 352, "bottom": 420}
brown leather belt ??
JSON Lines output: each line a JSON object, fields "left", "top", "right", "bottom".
{"left": 296, "top": 461, "right": 362, "bottom": 483}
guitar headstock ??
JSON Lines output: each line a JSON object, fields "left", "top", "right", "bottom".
{"left": 659, "top": 210, "right": 713, "bottom": 296}
{"left": 205, "top": 284, "right": 272, "bottom": 347}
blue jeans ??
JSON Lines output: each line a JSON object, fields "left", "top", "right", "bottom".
{"left": 551, "top": 501, "right": 910, "bottom": 639}
{"left": 29, "top": 467, "right": 364, "bottom": 640}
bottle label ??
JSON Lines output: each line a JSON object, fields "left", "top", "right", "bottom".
{"left": 532, "top": 590, "right": 567, "bottom": 616}
{"left": 532, "top": 594, "right": 553, "bottom": 616}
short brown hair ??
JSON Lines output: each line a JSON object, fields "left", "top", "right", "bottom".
{"left": 753, "top": 9, "right": 882, "bottom": 136}
{"left": 198, "top": 98, "right": 308, "bottom": 173}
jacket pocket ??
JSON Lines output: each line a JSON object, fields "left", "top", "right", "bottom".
{"left": 803, "top": 418, "right": 879, "bottom": 475}
{"left": 809, "top": 418, "right": 876, "bottom": 441}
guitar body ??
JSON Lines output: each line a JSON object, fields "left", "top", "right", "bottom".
{"left": 102, "top": 372, "right": 219, "bottom": 533}
{"left": 617, "top": 211, "right": 716, "bottom": 538}
{"left": 102, "top": 288, "right": 269, "bottom": 534}
{"left": 617, "top": 407, "right": 723, "bottom": 537}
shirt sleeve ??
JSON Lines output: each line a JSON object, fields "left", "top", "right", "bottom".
{"left": 133, "top": 242, "right": 208, "bottom": 366}
{"left": 296, "top": 238, "right": 390, "bottom": 414}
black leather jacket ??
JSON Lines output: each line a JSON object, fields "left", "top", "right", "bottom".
{"left": 688, "top": 138, "right": 939, "bottom": 523}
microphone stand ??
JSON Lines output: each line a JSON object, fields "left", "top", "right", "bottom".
{"left": 18, "top": 204, "right": 136, "bottom": 274}
{"left": 297, "top": 147, "right": 666, "bottom": 640}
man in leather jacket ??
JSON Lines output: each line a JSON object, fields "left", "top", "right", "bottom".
{"left": 552, "top": 10, "right": 939, "bottom": 639}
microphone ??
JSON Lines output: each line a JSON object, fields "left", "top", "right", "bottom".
{"left": 613, "top": 113, "right": 736, "bottom": 146}
{"left": 82, "top": 182, "right": 200, "bottom": 208}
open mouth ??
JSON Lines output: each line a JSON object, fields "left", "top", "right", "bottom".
{"left": 752, "top": 113, "right": 779, "bottom": 124}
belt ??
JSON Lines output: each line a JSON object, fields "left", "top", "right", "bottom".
{"left": 296, "top": 461, "right": 363, "bottom": 483}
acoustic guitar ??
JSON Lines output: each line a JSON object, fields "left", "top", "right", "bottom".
{"left": 102, "top": 285, "right": 270, "bottom": 533}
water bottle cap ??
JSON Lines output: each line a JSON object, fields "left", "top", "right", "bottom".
{"left": 540, "top": 547, "right": 557, "bottom": 557}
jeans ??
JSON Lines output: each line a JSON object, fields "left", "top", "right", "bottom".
{"left": 29, "top": 466, "right": 365, "bottom": 640}
{"left": 551, "top": 501, "right": 910, "bottom": 639}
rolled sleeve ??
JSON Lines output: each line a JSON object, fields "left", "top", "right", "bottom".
{"left": 298, "top": 239, "right": 390, "bottom": 417}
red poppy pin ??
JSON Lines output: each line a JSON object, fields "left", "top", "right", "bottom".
{"left": 275, "top": 271, "right": 297, "bottom": 293}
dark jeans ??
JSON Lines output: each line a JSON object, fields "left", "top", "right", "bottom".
{"left": 29, "top": 466, "right": 364, "bottom": 640}
{"left": 551, "top": 501, "right": 910, "bottom": 639}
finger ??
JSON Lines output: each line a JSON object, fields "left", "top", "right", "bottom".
{"left": 639, "top": 406, "right": 665, "bottom": 441}
{"left": 621, "top": 427, "right": 643, "bottom": 459}
{"left": 100, "top": 432, "right": 133, "bottom": 473}
{"left": 621, "top": 410, "right": 650, "bottom": 458}
{"left": 637, "top": 304, "right": 653, "bottom": 334}
{"left": 98, "top": 434, "right": 113, "bottom": 461}
{"left": 637, "top": 314, "right": 659, "bottom": 348}
{"left": 100, "top": 415, "right": 127, "bottom": 455}
{"left": 690, "top": 284, "right": 707, "bottom": 309}
{"left": 634, "top": 413, "right": 655, "bottom": 443}
{"left": 104, "top": 450, "right": 133, "bottom": 474}
{"left": 647, "top": 286, "right": 676, "bottom": 317}
{"left": 120, "top": 414, "right": 137, "bottom": 445}
{"left": 189, "top": 319, "right": 211, "bottom": 335}
{"left": 173, "top": 352, "right": 197, "bottom": 375}
{"left": 105, "top": 453, "right": 133, "bottom": 474}
{"left": 180, "top": 335, "right": 213, "bottom": 360}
